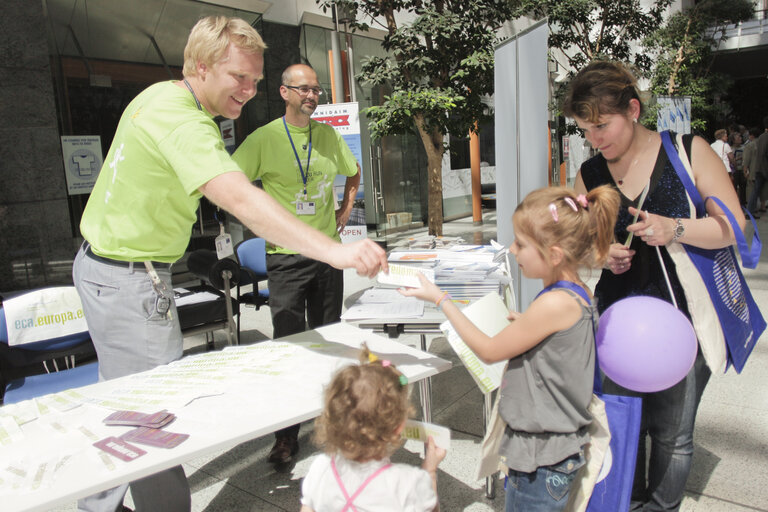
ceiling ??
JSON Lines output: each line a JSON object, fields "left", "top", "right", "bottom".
{"left": 43, "top": 0, "right": 271, "bottom": 68}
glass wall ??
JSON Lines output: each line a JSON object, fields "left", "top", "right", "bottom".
{"left": 300, "top": 24, "right": 428, "bottom": 241}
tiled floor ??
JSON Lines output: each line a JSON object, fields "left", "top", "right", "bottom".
{"left": 55, "top": 210, "right": 768, "bottom": 511}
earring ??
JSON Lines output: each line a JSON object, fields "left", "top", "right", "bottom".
{"left": 633, "top": 118, "right": 638, "bottom": 124}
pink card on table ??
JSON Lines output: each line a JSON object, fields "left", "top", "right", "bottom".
{"left": 93, "top": 436, "right": 147, "bottom": 462}
{"left": 121, "top": 426, "right": 190, "bottom": 449}
{"left": 103, "top": 410, "right": 176, "bottom": 428}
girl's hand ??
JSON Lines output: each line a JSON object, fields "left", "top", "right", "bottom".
{"left": 422, "top": 436, "right": 447, "bottom": 473}
{"left": 398, "top": 272, "right": 443, "bottom": 304}
{"left": 606, "top": 242, "right": 635, "bottom": 275}
{"left": 627, "top": 207, "right": 674, "bottom": 247}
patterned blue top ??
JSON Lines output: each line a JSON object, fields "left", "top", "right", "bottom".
{"left": 580, "top": 133, "right": 693, "bottom": 317}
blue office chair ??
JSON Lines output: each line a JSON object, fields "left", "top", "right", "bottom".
{"left": 234, "top": 238, "right": 270, "bottom": 338}
{"left": 0, "top": 288, "right": 98, "bottom": 404}
{"left": 235, "top": 237, "right": 270, "bottom": 310}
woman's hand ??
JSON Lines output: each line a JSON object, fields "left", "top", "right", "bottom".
{"left": 398, "top": 272, "right": 444, "bottom": 304}
{"left": 627, "top": 207, "right": 676, "bottom": 247}
{"left": 606, "top": 242, "right": 636, "bottom": 274}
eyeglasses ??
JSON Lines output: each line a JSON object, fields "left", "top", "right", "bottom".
{"left": 283, "top": 85, "right": 323, "bottom": 97}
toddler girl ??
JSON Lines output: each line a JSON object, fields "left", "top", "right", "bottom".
{"left": 300, "top": 345, "right": 445, "bottom": 512}
{"left": 401, "top": 185, "right": 619, "bottom": 511}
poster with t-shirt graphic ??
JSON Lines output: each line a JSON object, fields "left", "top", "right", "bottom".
{"left": 311, "top": 102, "right": 367, "bottom": 242}
{"left": 61, "top": 136, "right": 103, "bottom": 195}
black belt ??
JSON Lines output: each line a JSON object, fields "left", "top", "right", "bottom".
{"left": 84, "top": 244, "right": 172, "bottom": 270}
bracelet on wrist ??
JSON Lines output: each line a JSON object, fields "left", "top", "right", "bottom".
{"left": 435, "top": 292, "right": 451, "bottom": 307}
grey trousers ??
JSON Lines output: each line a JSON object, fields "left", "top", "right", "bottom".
{"left": 73, "top": 245, "right": 190, "bottom": 512}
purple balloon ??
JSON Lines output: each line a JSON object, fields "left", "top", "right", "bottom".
{"left": 596, "top": 296, "right": 697, "bottom": 392}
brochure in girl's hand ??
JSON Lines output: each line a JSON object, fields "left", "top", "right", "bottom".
{"left": 440, "top": 292, "right": 511, "bottom": 393}
{"left": 377, "top": 263, "right": 435, "bottom": 288}
{"left": 402, "top": 420, "right": 451, "bottom": 450}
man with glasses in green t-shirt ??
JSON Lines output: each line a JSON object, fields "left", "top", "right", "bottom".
{"left": 232, "top": 63, "right": 360, "bottom": 465}
{"left": 73, "top": 18, "right": 386, "bottom": 512}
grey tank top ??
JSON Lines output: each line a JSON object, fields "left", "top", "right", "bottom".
{"left": 497, "top": 289, "right": 596, "bottom": 472}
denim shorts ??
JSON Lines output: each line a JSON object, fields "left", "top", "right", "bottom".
{"left": 505, "top": 451, "right": 585, "bottom": 512}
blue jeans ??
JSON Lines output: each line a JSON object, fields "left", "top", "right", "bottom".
{"left": 604, "top": 349, "right": 711, "bottom": 511}
{"left": 505, "top": 452, "right": 584, "bottom": 512}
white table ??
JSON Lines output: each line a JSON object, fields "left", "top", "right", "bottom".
{"left": 0, "top": 323, "right": 451, "bottom": 512}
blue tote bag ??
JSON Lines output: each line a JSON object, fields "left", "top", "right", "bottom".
{"left": 660, "top": 131, "right": 765, "bottom": 373}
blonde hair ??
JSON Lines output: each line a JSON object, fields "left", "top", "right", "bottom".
{"left": 182, "top": 16, "right": 267, "bottom": 78}
{"left": 313, "top": 344, "right": 412, "bottom": 462}
{"left": 563, "top": 60, "right": 643, "bottom": 123}
{"left": 513, "top": 185, "right": 620, "bottom": 270}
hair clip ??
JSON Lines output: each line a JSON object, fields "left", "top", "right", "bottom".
{"left": 398, "top": 375, "right": 408, "bottom": 387}
{"left": 381, "top": 360, "right": 392, "bottom": 368}
{"left": 563, "top": 197, "right": 579, "bottom": 212}
{"left": 367, "top": 352, "right": 379, "bottom": 363}
{"left": 548, "top": 203, "right": 559, "bottom": 222}
{"left": 576, "top": 194, "right": 589, "bottom": 209}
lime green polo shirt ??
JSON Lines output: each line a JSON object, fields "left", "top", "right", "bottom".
{"left": 80, "top": 81, "right": 241, "bottom": 263}
{"left": 232, "top": 117, "right": 357, "bottom": 254}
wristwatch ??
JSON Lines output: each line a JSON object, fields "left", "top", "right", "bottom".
{"left": 672, "top": 218, "right": 685, "bottom": 242}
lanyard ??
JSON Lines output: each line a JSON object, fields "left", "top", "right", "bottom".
{"left": 182, "top": 79, "right": 202, "bottom": 111}
{"left": 535, "top": 280, "right": 591, "bottom": 304}
{"left": 283, "top": 116, "right": 312, "bottom": 197}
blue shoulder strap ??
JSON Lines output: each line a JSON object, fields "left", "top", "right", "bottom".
{"left": 535, "top": 280, "right": 591, "bottom": 304}
{"left": 660, "top": 130, "right": 762, "bottom": 269}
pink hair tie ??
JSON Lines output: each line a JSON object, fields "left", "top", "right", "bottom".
{"left": 381, "top": 360, "right": 392, "bottom": 368}
{"left": 563, "top": 197, "right": 579, "bottom": 212}
{"left": 576, "top": 194, "right": 589, "bottom": 208}
{"left": 548, "top": 203, "right": 559, "bottom": 222}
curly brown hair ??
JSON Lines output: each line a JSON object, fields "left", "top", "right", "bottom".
{"left": 513, "top": 185, "right": 620, "bottom": 270}
{"left": 313, "top": 344, "right": 413, "bottom": 462}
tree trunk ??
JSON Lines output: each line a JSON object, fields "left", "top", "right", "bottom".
{"left": 414, "top": 114, "right": 445, "bottom": 236}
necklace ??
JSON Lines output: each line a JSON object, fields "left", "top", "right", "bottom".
{"left": 611, "top": 133, "right": 653, "bottom": 187}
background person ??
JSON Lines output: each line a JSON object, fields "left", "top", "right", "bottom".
{"left": 73, "top": 17, "right": 386, "bottom": 512}
{"left": 565, "top": 59, "right": 744, "bottom": 512}
{"left": 300, "top": 345, "right": 445, "bottom": 512}
{"left": 401, "top": 185, "right": 619, "bottom": 511}
{"left": 728, "top": 130, "right": 746, "bottom": 205}
{"left": 710, "top": 128, "right": 733, "bottom": 177}
{"left": 233, "top": 63, "right": 360, "bottom": 465}
{"left": 746, "top": 116, "right": 768, "bottom": 216}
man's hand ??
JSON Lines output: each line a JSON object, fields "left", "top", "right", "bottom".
{"left": 327, "top": 239, "right": 388, "bottom": 278}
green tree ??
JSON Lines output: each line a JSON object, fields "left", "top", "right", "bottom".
{"left": 319, "top": 0, "right": 514, "bottom": 235}
{"left": 644, "top": 0, "right": 755, "bottom": 133}
{"left": 513, "top": 0, "right": 671, "bottom": 73}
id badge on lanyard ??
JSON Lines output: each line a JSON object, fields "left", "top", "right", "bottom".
{"left": 296, "top": 201, "right": 316, "bottom": 215}
{"left": 284, "top": 116, "right": 315, "bottom": 215}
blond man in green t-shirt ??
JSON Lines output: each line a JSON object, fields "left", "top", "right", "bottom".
{"left": 73, "top": 17, "right": 386, "bottom": 512}
{"left": 232, "top": 64, "right": 361, "bottom": 464}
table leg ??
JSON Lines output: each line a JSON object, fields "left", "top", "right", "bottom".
{"left": 418, "top": 334, "right": 433, "bottom": 424}
{"left": 484, "top": 391, "right": 496, "bottom": 499}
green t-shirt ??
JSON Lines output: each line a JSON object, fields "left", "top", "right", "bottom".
{"left": 80, "top": 81, "right": 241, "bottom": 263}
{"left": 232, "top": 117, "right": 357, "bottom": 254}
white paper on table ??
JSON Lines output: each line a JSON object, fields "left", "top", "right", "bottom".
{"left": 440, "top": 292, "right": 511, "bottom": 393}
{"left": 341, "top": 300, "right": 424, "bottom": 320}
{"left": 402, "top": 420, "right": 451, "bottom": 450}
{"left": 377, "top": 264, "right": 435, "bottom": 288}
{"left": 357, "top": 288, "right": 414, "bottom": 304}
